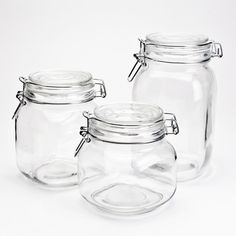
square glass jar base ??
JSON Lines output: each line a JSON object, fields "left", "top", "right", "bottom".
{"left": 20, "top": 159, "right": 78, "bottom": 189}
{"left": 82, "top": 183, "right": 175, "bottom": 216}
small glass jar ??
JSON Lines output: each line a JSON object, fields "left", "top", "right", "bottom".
{"left": 13, "top": 70, "right": 106, "bottom": 188}
{"left": 75, "top": 103, "right": 179, "bottom": 216}
{"left": 128, "top": 33, "right": 223, "bottom": 181}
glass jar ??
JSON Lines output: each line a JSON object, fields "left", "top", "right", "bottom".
{"left": 13, "top": 70, "right": 106, "bottom": 188}
{"left": 128, "top": 33, "right": 223, "bottom": 181}
{"left": 75, "top": 103, "right": 179, "bottom": 216}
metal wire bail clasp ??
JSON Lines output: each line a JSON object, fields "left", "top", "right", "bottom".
{"left": 94, "top": 79, "right": 106, "bottom": 98}
{"left": 74, "top": 112, "right": 92, "bottom": 157}
{"left": 164, "top": 113, "right": 179, "bottom": 135}
{"left": 211, "top": 42, "right": 223, "bottom": 58}
{"left": 12, "top": 77, "right": 27, "bottom": 119}
{"left": 127, "top": 39, "right": 147, "bottom": 82}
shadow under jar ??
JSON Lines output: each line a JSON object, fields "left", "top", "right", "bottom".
{"left": 13, "top": 70, "right": 106, "bottom": 188}
{"left": 128, "top": 33, "right": 223, "bottom": 181}
{"left": 75, "top": 103, "right": 179, "bottom": 216}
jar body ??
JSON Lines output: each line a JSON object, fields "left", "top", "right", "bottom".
{"left": 133, "top": 60, "right": 216, "bottom": 181}
{"left": 15, "top": 100, "right": 97, "bottom": 188}
{"left": 78, "top": 138, "right": 177, "bottom": 215}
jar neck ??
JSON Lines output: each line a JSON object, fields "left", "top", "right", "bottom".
{"left": 145, "top": 57, "right": 211, "bottom": 67}
{"left": 24, "top": 83, "right": 97, "bottom": 104}
{"left": 87, "top": 113, "right": 166, "bottom": 144}
{"left": 144, "top": 43, "right": 213, "bottom": 64}
{"left": 142, "top": 38, "right": 222, "bottom": 64}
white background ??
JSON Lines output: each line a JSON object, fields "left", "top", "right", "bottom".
{"left": 0, "top": 0, "right": 236, "bottom": 235}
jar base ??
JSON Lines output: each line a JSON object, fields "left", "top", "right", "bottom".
{"left": 82, "top": 183, "right": 175, "bottom": 216}
{"left": 20, "top": 159, "right": 78, "bottom": 188}
{"left": 177, "top": 155, "right": 207, "bottom": 181}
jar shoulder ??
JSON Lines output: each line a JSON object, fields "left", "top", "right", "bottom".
{"left": 16, "top": 100, "right": 97, "bottom": 119}
{"left": 78, "top": 138, "right": 177, "bottom": 161}
{"left": 139, "top": 62, "right": 215, "bottom": 79}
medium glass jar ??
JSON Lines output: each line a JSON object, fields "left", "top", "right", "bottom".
{"left": 128, "top": 33, "right": 223, "bottom": 181}
{"left": 13, "top": 70, "right": 106, "bottom": 188}
{"left": 75, "top": 103, "right": 179, "bottom": 216}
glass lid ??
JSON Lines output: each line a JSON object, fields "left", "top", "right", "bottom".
{"left": 84, "top": 103, "right": 167, "bottom": 144}
{"left": 19, "top": 70, "right": 106, "bottom": 104}
{"left": 94, "top": 103, "right": 163, "bottom": 126}
{"left": 28, "top": 70, "right": 92, "bottom": 87}
{"left": 146, "top": 33, "right": 210, "bottom": 46}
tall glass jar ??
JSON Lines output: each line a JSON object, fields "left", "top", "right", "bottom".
{"left": 128, "top": 33, "right": 223, "bottom": 181}
{"left": 75, "top": 103, "right": 179, "bottom": 216}
{"left": 13, "top": 70, "right": 106, "bottom": 188}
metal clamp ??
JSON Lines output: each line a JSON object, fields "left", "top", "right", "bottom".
{"left": 211, "top": 42, "right": 223, "bottom": 58}
{"left": 164, "top": 113, "right": 179, "bottom": 135}
{"left": 74, "top": 112, "right": 92, "bottom": 157}
{"left": 74, "top": 126, "right": 91, "bottom": 157}
{"left": 127, "top": 39, "right": 147, "bottom": 82}
{"left": 12, "top": 77, "right": 27, "bottom": 119}
{"left": 94, "top": 79, "right": 106, "bottom": 98}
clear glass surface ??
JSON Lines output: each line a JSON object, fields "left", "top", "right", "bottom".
{"left": 16, "top": 101, "right": 96, "bottom": 188}
{"left": 14, "top": 70, "right": 105, "bottom": 188}
{"left": 78, "top": 138, "right": 176, "bottom": 216}
{"left": 132, "top": 60, "right": 216, "bottom": 181}
{"left": 76, "top": 102, "right": 178, "bottom": 215}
